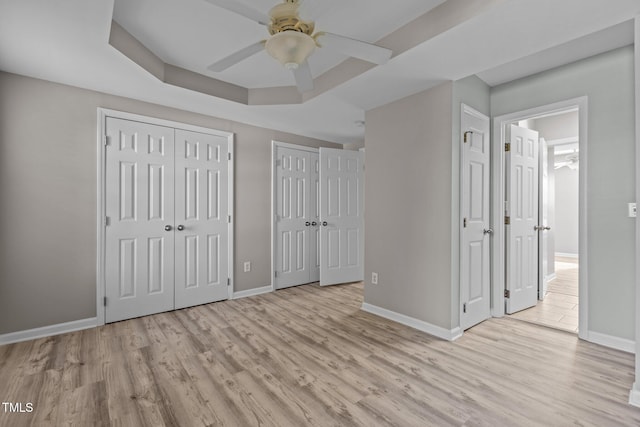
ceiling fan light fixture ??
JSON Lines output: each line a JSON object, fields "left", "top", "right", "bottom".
{"left": 265, "top": 30, "right": 316, "bottom": 69}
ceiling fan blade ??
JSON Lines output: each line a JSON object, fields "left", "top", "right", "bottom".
{"left": 316, "top": 32, "right": 392, "bottom": 65}
{"left": 202, "top": 0, "right": 270, "bottom": 25}
{"left": 293, "top": 60, "right": 314, "bottom": 92}
{"left": 207, "top": 41, "right": 265, "bottom": 72}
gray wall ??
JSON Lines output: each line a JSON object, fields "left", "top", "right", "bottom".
{"left": 0, "top": 71, "right": 338, "bottom": 334}
{"left": 492, "top": 46, "right": 636, "bottom": 340}
{"left": 554, "top": 166, "right": 579, "bottom": 255}
{"left": 363, "top": 75, "right": 490, "bottom": 331}
{"left": 364, "top": 82, "right": 454, "bottom": 328}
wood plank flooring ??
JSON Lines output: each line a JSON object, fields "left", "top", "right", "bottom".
{"left": 1, "top": 282, "right": 639, "bottom": 426}
{"left": 510, "top": 256, "right": 580, "bottom": 332}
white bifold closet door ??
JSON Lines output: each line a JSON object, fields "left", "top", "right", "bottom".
{"left": 275, "top": 146, "right": 320, "bottom": 289}
{"left": 105, "top": 117, "right": 229, "bottom": 323}
{"left": 274, "top": 144, "right": 363, "bottom": 289}
{"left": 174, "top": 129, "right": 229, "bottom": 309}
{"left": 319, "top": 148, "right": 364, "bottom": 286}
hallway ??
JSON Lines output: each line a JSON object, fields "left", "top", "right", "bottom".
{"left": 510, "top": 256, "right": 579, "bottom": 333}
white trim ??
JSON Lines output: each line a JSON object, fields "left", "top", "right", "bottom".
{"left": 361, "top": 303, "right": 462, "bottom": 341}
{"left": 491, "top": 97, "right": 588, "bottom": 342}
{"left": 545, "top": 273, "right": 557, "bottom": 282}
{"left": 97, "top": 108, "right": 235, "bottom": 324}
{"left": 0, "top": 318, "right": 97, "bottom": 345}
{"left": 633, "top": 16, "right": 640, "bottom": 403}
{"left": 271, "top": 141, "right": 320, "bottom": 292}
{"left": 232, "top": 285, "right": 272, "bottom": 300}
{"left": 629, "top": 384, "right": 640, "bottom": 408}
{"left": 584, "top": 331, "right": 635, "bottom": 354}
{"left": 545, "top": 136, "right": 579, "bottom": 146}
{"left": 555, "top": 252, "right": 579, "bottom": 259}
{"left": 227, "top": 137, "right": 235, "bottom": 299}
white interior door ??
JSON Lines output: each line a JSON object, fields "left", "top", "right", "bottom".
{"left": 275, "top": 146, "right": 315, "bottom": 289}
{"left": 539, "top": 138, "right": 549, "bottom": 301}
{"left": 319, "top": 148, "right": 364, "bottom": 286}
{"left": 174, "top": 129, "right": 229, "bottom": 309}
{"left": 105, "top": 118, "right": 175, "bottom": 323}
{"left": 309, "top": 152, "right": 320, "bottom": 282}
{"left": 460, "top": 106, "right": 491, "bottom": 330}
{"left": 506, "top": 124, "right": 539, "bottom": 314}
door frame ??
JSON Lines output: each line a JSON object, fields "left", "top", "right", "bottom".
{"left": 270, "top": 140, "right": 319, "bottom": 292}
{"left": 96, "top": 108, "right": 235, "bottom": 326}
{"left": 490, "top": 97, "right": 588, "bottom": 340}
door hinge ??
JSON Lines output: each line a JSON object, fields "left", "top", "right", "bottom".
{"left": 505, "top": 142, "right": 511, "bottom": 152}
{"left": 274, "top": 271, "right": 278, "bottom": 278}
{"left": 463, "top": 218, "right": 467, "bottom": 228}
{"left": 504, "top": 216, "right": 510, "bottom": 225}
{"left": 228, "top": 152, "right": 231, "bottom": 161}
{"left": 504, "top": 289, "right": 510, "bottom": 299}
{"left": 227, "top": 278, "right": 231, "bottom": 286}
{"left": 104, "top": 136, "right": 111, "bottom": 147}
{"left": 463, "top": 303, "right": 467, "bottom": 313}
{"left": 228, "top": 215, "right": 232, "bottom": 223}
{"left": 463, "top": 131, "right": 473, "bottom": 143}
{"left": 103, "top": 296, "right": 107, "bottom": 306}
{"left": 105, "top": 216, "right": 110, "bottom": 227}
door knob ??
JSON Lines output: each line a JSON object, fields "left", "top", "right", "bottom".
{"left": 483, "top": 228, "right": 494, "bottom": 235}
{"left": 177, "top": 225, "right": 185, "bottom": 231}
{"left": 311, "top": 221, "right": 317, "bottom": 226}
{"left": 322, "top": 221, "right": 328, "bottom": 226}
{"left": 305, "top": 221, "right": 311, "bottom": 226}
{"left": 543, "top": 226, "right": 551, "bottom": 231}
{"left": 164, "top": 225, "right": 172, "bottom": 231}
{"left": 534, "top": 225, "right": 543, "bottom": 231}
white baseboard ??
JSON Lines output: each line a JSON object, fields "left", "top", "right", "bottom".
{"left": 555, "top": 252, "right": 579, "bottom": 259}
{"left": 361, "top": 303, "right": 461, "bottom": 341}
{"left": 585, "top": 330, "right": 635, "bottom": 354}
{"left": 545, "top": 273, "right": 557, "bottom": 282}
{"left": 0, "top": 317, "right": 98, "bottom": 346}
{"left": 232, "top": 285, "right": 272, "bottom": 300}
{"left": 629, "top": 384, "right": 640, "bottom": 407}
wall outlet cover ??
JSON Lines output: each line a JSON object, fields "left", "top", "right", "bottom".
{"left": 243, "top": 261, "right": 251, "bottom": 272}
{"left": 629, "top": 203, "right": 637, "bottom": 218}
{"left": 371, "top": 272, "right": 378, "bottom": 285}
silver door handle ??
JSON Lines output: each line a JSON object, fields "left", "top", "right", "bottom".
{"left": 483, "top": 228, "right": 494, "bottom": 235}
{"left": 534, "top": 225, "right": 543, "bottom": 231}
{"left": 305, "top": 221, "right": 311, "bottom": 226}
{"left": 543, "top": 226, "right": 551, "bottom": 231}
{"left": 311, "top": 221, "right": 317, "bottom": 226}
{"left": 164, "top": 225, "right": 172, "bottom": 231}
{"left": 177, "top": 225, "right": 185, "bottom": 231}
{"left": 322, "top": 221, "right": 328, "bottom": 226}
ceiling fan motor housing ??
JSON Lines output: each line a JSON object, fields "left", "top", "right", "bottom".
{"left": 265, "top": 0, "right": 317, "bottom": 69}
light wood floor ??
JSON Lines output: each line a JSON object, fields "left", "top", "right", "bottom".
{"left": 510, "top": 256, "right": 579, "bottom": 332}
{"left": 1, "top": 282, "right": 639, "bottom": 426}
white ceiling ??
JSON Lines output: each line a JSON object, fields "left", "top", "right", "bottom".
{"left": 0, "top": 0, "right": 638, "bottom": 145}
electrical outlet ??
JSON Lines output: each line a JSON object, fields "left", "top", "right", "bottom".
{"left": 629, "top": 203, "right": 637, "bottom": 218}
{"left": 243, "top": 261, "right": 251, "bottom": 272}
{"left": 371, "top": 272, "right": 378, "bottom": 285}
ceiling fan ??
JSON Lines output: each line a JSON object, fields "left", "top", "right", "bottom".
{"left": 204, "top": 0, "right": 393, "bottom": 92}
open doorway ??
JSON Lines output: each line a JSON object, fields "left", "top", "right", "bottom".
{"left": 508, "top": 110, "right": 580, "bottom": 333}
{"left": 491, "top": 97, "right": 587, "bottom": 338}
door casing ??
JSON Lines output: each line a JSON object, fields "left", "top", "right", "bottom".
{"left": 490, "top": 97, "right": 588, "bottom": 340}
{"left": 96, "top": 108, "right": 234, "bottom": 326}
